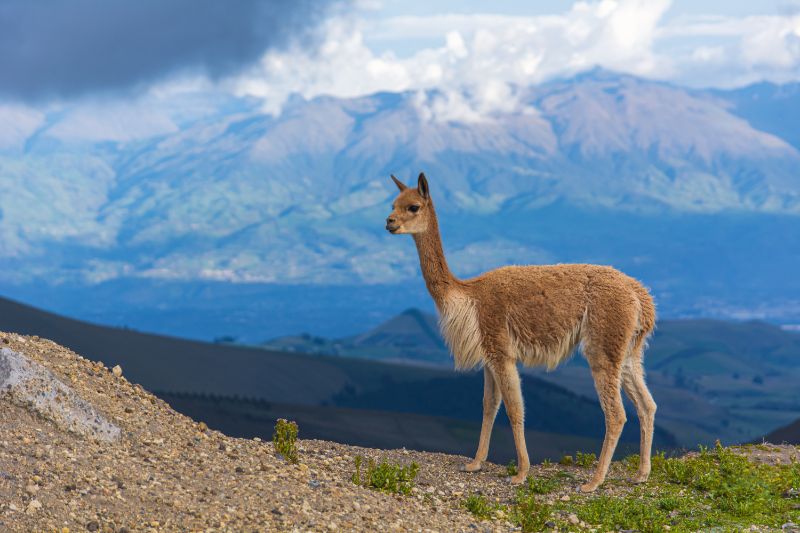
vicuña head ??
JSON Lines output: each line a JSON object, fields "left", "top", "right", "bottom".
{"left": 385, "top": 173, "right": 432, "bottom": 235}
{"left": 384, "top": 172, "right": 658, "bottom": 493}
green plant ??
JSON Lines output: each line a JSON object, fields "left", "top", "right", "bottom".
{"left": 541, "top": 458, "right": 552, "bottom": 466}
{"left": 272, "top": 418, "right": 298, "bottom": 464}
{"left": 559, "top": 454, "right": 573, "bottom": 466}
{"left": 575, "top": 495, "right": 669, "bottom": 533}
{"left": 510, "top": 490, "right": 551, "bottom": 532}
{"left": 463, "top": 494, "right": 503, "bottom": 520}
{"left": 575, "top": 451, "right": 597, "bottom": 468}
{"left": 505, "top": 460, "right": 518, "bottom": 477}
{"left": 524, "top": 475, "right": 559, "bottom": 495}
{"left": 351, "top": 456, "right": 420, "bottom": 495}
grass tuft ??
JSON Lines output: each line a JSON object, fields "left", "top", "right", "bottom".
{"left": 352, "top": 455, "right": 419, "bottom": 495}
{"left": 463, "top": 493, "right": 502, "bottom": 520}
{"left": 575, "top": 451, "right": 597, "bottom": 468}
{"left": 510, "top": 487, "right": 552, "bottom": 532}
{"left": 505, "top": 460, "right": 518, "bottom": 477}
{"left": 524, "top": 475, "right": 560, "bottom": 495}
{"left": 272, "top": 418, "right": 298, "bottom": 464}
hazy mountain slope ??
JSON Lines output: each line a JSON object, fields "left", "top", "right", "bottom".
{"left": 715, "top": 81, "right": 800, "bottom": 151}
{"left": 1, "top": 70, "right": 799, "bottom": 290}
{"left": 764, "top": 417, "right": 800, "bottom": 445}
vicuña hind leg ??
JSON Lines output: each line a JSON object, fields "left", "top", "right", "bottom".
{"left": 463, "top": 366, "right": 501, "bottom": 473}
{"left": 621, "top": 353, "right": 657, "bottom": 483}
{"left": 492, "top": 359, "right": 529, "bottom": 484}
{"left": 581, "top": 359, "right": 626, "bottom": 493}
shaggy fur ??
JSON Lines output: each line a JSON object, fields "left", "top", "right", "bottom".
{"left": 385, "top": 173, "right": 657, "bottom": 492}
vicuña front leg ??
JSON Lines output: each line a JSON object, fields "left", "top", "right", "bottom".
{"left": 463, "top": 366, "right": 501, "bottom": 473}
{"left": 493, "top": 360, "right": 529, "bottom": 484}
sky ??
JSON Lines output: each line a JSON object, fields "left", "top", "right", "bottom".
{"left": 1, "top": 0, "right": 799, "bottom": 122}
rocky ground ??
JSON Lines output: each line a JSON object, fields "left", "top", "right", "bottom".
{"left": 0, "top": 331, "right": 798, "bottom": 532}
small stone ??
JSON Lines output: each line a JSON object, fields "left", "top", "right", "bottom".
{"left": 327, "top": 522, "right": 337, "bottom": 531}
{"left": 544, "top": 521, "right": 556, "bottom": 529}
{"left": 568, "top": 513, "right": 580, "bottom": 525}
{"left": 61, "top": 528, "right": 70, "bottom": 533}
{"left": 86, "top": 521, "right": 99, "bottom": 531}
{"left": 25, "top": 483, "right": 39, "bottom": 495}
{"left": 112, "top": 365, "right": 122, "bottom": 377}
{"left": 25, "top": 499, "right": 42, "bottom": 514}
{"left": 198, "top": 422, "right": 208, "bottom": 432}
{"left": 298, "top": 463, "right": 309, "bottom": 472}
{"left": 560, "top": 494, "right": 571, "bottom": 501}
{"left": 235, "top": 466, "right": 245, "bottom": 473}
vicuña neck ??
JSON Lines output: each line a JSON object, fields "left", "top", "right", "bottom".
{"left": 412, "top": 202, "right": 458, "bottom": 306}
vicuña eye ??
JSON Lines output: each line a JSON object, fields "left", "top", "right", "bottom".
{"left": 409, "top": 205, "right": 420, "bottom": 213}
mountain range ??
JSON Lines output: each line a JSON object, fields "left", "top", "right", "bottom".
{"left": 1, "top": 68, "right": 799, "bottom": 336}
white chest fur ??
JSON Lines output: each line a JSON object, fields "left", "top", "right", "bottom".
{"left": 438, "top": 291, "right": 485, "bottom": 370}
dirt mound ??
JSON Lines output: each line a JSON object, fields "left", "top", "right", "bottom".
{"left": 0, "top": 332, "right": 502, "bottom": 532}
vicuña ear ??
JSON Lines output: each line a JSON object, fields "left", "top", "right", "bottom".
{"left": 391, "top": 174, "right": 408, "bottom": 191}
{"left": 417, "top": 172, "right": 429, "bottom": 199}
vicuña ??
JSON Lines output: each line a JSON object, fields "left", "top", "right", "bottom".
{"left": 385, "top": 173, "right": 657, "bottom": 492}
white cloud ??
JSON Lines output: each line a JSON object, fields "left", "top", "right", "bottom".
{"left": 0, "top": 105, "right": 45, "bottom": 150}
{"left": 230, "top": 0, "right": 800, "bottom": 120}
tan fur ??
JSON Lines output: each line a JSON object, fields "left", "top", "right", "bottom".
{"left": 386, "top": 173, "right": 658, "bottom": 491}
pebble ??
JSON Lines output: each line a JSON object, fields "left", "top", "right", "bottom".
{"left": 112, "top": 365, "right": 123, "bottom": 377}
{"left": 560, "top": 494, "right": 571, "bottom": 501}
{"left": 25, "top": 499, "right": 42, "bottom": 514}
{"left": 567, "top": 513, "right": 580, "bottom": 525}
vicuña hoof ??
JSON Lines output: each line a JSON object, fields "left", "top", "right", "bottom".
{"left": 579, "top": 481, "right": 600, "bottom": 493}
{"left": 630, "top": 472, "right": 649, "bottom": 484}
{"left": 460, "top": 462, "right": 482, "bottom": 473}
{"left": 509, "top": 473, "right": 527, "bottom": 485}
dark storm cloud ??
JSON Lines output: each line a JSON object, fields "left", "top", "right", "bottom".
{"left": 0, "top": 0, "right": 340, "bottom": 101}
